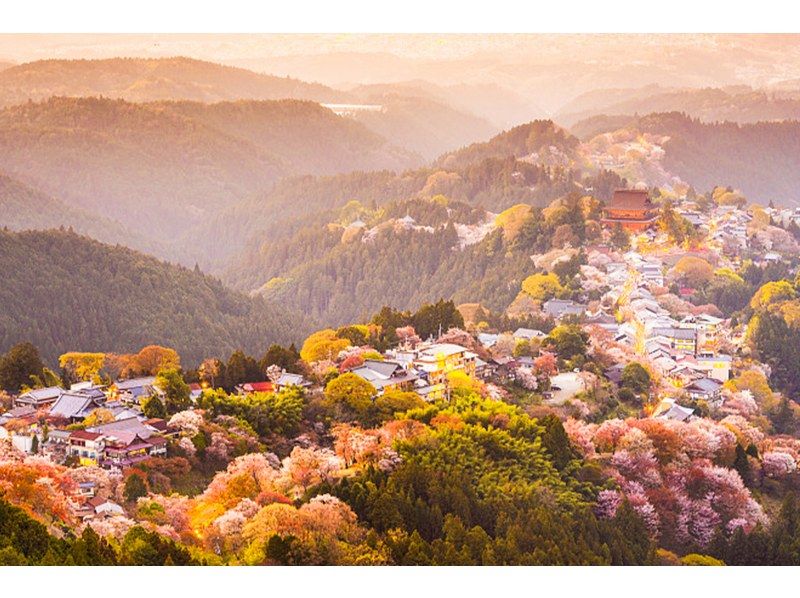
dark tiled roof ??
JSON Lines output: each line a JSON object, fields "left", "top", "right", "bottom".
{"left": 688, "top": 377, "right": 723, "bottom": 393}
{"left": 50, "top": 393, "right": 97, "bottom": 419}
{"left": 608, "top": 189, "right": 654, "bottom": 211}
{"left": 16, "top": 386, "right": 63, "bottom": 404}
{"left": 652, "top": 327, "right": 697, "bottom": 341}
{"left": 115, "top": 377, "right": 156, "bottom": 391}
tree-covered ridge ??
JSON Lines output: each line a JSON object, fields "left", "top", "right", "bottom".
{"left": 150, "top": 99, "right": 419, "bottom": 176}
{"left": 559, "top": 85, "right": 800, "bottom": 128}
{"left": 0, "top": 228, "right": 312, "bottom": 365}
{"left": 436, "top": 120, "right": 580, "bottom": 170}
{"left": 576, "top": 112, "right": 800, "bottom": 204}
{"left": 225, "top": 190, "right": 611, "bottom": 326}
{"left": 346, "top": 93, "right": 498, "bottom": 162}
{"left": 206, "top": 156, "right": 617, "bottom": 273}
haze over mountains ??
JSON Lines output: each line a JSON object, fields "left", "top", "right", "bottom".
{"left": 2, "top": 40, "right": 800, "bottom": 358}
{"left": 556, "top": 84, "right": 800, "bottom": 127}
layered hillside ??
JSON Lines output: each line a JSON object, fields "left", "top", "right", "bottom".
{"left": 0, "top": 96, "right": 418, "bottom": 261}
{"left": 225, "top": 188, "right": 611, "bottom": 325}
{"left": 0, "top": 57, "right": 493, "bottom": 165}
{"left": 0, "top": 229, "right": 312, "bottom": 364}
{"left": 344, "top": 93, "right": 498, "bottom": 161}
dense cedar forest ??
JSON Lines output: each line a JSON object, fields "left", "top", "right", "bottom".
{"left": 0, "top": 229, "right": 310, "bottom": 364}
{"left": 224, "top": 157, "right": 623, "bottom": 325}
{"left": 436, "top": 119, "right": 581, "bottom": 169}
{"left": 194, "top": 120, "right": 622, "bottom": 271}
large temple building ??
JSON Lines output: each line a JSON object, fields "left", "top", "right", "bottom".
{"left": 601, "top": 188, "right": 658, "bottom": 231}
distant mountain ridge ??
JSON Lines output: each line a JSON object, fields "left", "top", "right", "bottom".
{"left": 0, "top": 56, "right": 497, "bottom": 165}
{"left": 0, "top": 56, "right": 349, "bottom": 106}
{"left": 0, "top": 172, "right": 160, "bottom": 254}
{"left": 557, "top": 84, "right": 800, "bottom": 127}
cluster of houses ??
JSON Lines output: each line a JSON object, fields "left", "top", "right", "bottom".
{"left": 343, "top": 342, "right": 481, "bottom": 401}
{"left": 603, "top": 266, "right": 731, "bottom": 418}
{"left": 0, "top": 376, "right": 173, "bottom": 468}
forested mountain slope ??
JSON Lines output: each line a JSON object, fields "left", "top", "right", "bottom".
{"left": 577, "top": 112, "right": 800, "bottom": 204}
{"left": 0, "top": 57, "right": 492, "bottom": 166}
{"left": 0, "top": 229, "right": 311, "bottom": 364}
{"left": 0, "top": 96, "right": 418, "bottom": 263}
{"left": 437, "top": 120, "right": 580, "bottom": 169}
{"left": 226, "top": 191, "right": 606, "bottom": 325}
{"left": 345, "top": 94, "right": 498, "bottom": 161}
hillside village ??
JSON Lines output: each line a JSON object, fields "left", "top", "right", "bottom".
{"left": 2, "top": 183, "right": 800, "bottom": 565}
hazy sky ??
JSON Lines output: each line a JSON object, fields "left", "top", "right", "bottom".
{"left": 3, "top": 34, "right": 800, "bottom": 114}
{"left": 2, "top": 33, "right": 799, "bottom": 63}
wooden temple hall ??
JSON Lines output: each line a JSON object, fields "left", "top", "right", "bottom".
{"left": 601, "top": 188, "right": 658, "bottom": 231}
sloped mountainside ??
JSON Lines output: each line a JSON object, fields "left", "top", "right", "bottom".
{"left": 0, "top": 228, "right": 312, "bottom": 364}
{"left": 557, "top": 84, "right": 800, "bottom": 127}
{"left": 437, "top": 120, "right": 580, "bottom": 170}
{"left": 576, "top": 112, "right": 800, "bottom": 204}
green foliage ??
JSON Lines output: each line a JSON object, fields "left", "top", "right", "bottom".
{"left": 0, "top": 229, "right": 309, "bottom": 365}
{"left": 411, "top": 299, "right": 465, "bottom": 340}
{"left": 620, "top": 362, "right": 651, "bottom": 395}
{"left": 371, "top": 391, "right": 427, "bottom": 426}
{"left": 198, "top": 387, "right": 305, "bottom": 437}
{"left": 118, "top": 526, "right": 196, "bottom": 566}
{"left": 226, "top": 167, "right": 618, "bottom": 327}
{"left": 124, "top": 473, "right": 149, "bottom": 502}
{"left": 0, "top": 342, "right": 45, "bottom": 393}
{"left": 747, "top": 286, "right": 800, "bottom": 396}
{"left": 437, "top": 120, "right": 580, "bottom": 170}
{"left": 141, "top": 395, "right": 167, "bottom": 420}
{"left": 545, "top": 324, "right": 588, "bottom": 363}
{"left": 333, "top": 391, "right": 654, "bottom": 565}
{"left": 681, "top": 553, "right": 725, "bottom": 566}
{"left": 324, "top": 373, "right": 377, "bottom": 421}
{"left": 156, "top": 369, "right": 191, "bottom": 414}
{"left": 632, "top": 113, "right": 800, "bottom": 204}
{"left": 224, "top": 350, "right": 262, "bottom": 389}
{"left": 259, "top": 344, "right": 301, "bottom": 374}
